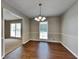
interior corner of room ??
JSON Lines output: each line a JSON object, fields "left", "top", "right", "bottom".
{"left": 1, "top": 0, "right": 78, "bottom": 59}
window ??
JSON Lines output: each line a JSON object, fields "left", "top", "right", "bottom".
{"left": 39, "top": 21, "right": 48, "bottom": 39}
{"left": 10, "top": 23, "right": 21, "bottom": 38}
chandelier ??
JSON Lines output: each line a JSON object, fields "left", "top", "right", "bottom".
{"left": 34, "top": 3, "right": 46, "bottom": 21}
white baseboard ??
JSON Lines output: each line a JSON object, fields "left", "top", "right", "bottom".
{"left": 2, "top": 54, "right": 5, "bottom": 59}
{"left": 22, "top": 40, "right": 30, "bottom": 44}
{"left": 30, "top": 39, "right": 60, "bottom": 43}
{"left": 60, "top": 41, "right": 77, "bottom": 58}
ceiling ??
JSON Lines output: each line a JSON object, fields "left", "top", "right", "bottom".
{"left": 2, "top": 0, "right": 77, "bottom": 18}
{"left": 3, "top": 8, "right": 22, "bottom": 20}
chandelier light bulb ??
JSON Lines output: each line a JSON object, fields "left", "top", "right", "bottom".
{"left": 38, "top": 16, "right": 42, "bottom": 20}
{"left": 41, "top": 17, "right": 46, "bottom": 21}
{"left": 35, "top": 18, "right": 40, "bottom": 21}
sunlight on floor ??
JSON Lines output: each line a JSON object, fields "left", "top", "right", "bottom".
{"left": 38, "top": 42, "right": 49, "bottom": 59}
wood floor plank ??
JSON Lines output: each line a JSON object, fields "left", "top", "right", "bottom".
{"left": 4, "top": 41, "right": 77, "bottom": 59}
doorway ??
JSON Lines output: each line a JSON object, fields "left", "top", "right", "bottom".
{"left": 39, "top": 21, "right": 48, "bottom": 39}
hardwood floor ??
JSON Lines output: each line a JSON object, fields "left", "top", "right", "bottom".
{"left": 4, "top": 41, "right": 77, "bottom": 59}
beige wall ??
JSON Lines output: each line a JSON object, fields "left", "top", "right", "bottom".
{"left": 22, "top": 18, "right": 30, "bottom": 44}
{"left": 61, "top": 1, "right": 78, "bottom": 57}
{"left": 30, "top": 20, "right": 39, "bottom": 39}
{"left": 30, "top": 17, "right": 61, "bottom": 41}
{"left": 48, "top": 17, "right": 61, "bottom": 41}
{"left": 5, "top": 20, "right": 10, "bottom": 38}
